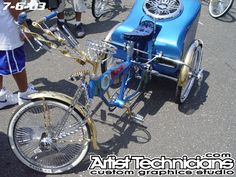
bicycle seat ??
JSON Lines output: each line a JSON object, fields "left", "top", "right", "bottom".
{"left": 123, "top": 21, "right": 154, "bottom": 42}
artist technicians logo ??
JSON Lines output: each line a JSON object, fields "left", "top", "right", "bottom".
{"left": 88, "top": 153, "right": 235, "bottom": 176}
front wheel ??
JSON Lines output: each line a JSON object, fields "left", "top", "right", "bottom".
{"left": 209, "top": 0, "right": 234, "bottom": 18}
{"left": 8, "top": 99, "right": 90, "bottom": 173}
{"left": 91, "top": 0, "right": 108, "bottom": 19}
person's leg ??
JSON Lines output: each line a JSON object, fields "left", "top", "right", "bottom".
{"left": 13, "top": 69, "right": 28, "bottom": 92}
{"left": 58, "top": 12, "right": 65, "bottom": 20}
{"left": 0, "top": 76, "right": 3, "bottom": 90}
{"left": 0, "top": 51, "right": 18, "bottom": 108}
{"left": 57, "top": 12, "right": 65, "bottom": 30}
{"left": 0, "top": 50, "right": 5, "bottom": 90}
{"left": 57, "top": 0, "right": 66, "bottom": 19}
{"left": 10, "top": 46, "right": 37, "bottom": 105}
{"left": 56, "top": 0, "right": 66, "bottom": 29}
{"left": 75, "top": 12, "right": 85, "bottom": 38}
{"left": 15, "top": 69, "right": 37, "bottom": 105}
{"left": 0, "top": 75, "right": 18, "bottom": 109}
{"left": 73, "top": 0, "right": 86, "bottom": 38}
{"left": 75, "top": 12, "right": 82, "bottom": 23}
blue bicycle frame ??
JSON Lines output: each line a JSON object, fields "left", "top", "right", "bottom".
{"left": 87, "top": 59, "right": 145, "bottom": 109}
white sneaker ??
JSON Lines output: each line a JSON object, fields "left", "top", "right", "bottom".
{"left": 18, "top": 84, "right": 38, "bottom": 105}
{"left": 0, "top": 88, "right": 18, "bottom": 109}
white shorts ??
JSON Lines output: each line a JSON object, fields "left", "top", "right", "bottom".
{"left": 57, "top": 0, "right": 87, "bottom": 13}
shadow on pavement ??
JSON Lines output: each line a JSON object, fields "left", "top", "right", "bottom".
{"left": 123, "top": 70, "right": 209, "bottom": 117}
{"left": 31, "top": 77, "right": 78, "bottom": 97}
{"left": 85, "top": 20, "right": 121, "bottom": 35}
{"left": 69, "top": 113, "right": 151, "bottom": 174}
{"left": 24, "top": 19, "right": 57, "bottom": 62}
{"left": 64, "top": 20, "right": 121, "bottom": 36}
{"left": 201, "top": 0, "right": 236, "bottom": 23}
{"left": 65, "top": 71, "right": 209, "bottom": 174}
{"left": 24, "top": 42, "right": 47, "bottom": 62}
{"left": 217, "top": 9, "right": 236, "bottom": 23}
{"left": 178, "top": 70, "right": 210, "bottom": 115}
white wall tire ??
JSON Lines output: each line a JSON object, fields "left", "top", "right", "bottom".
{"left": 209, "top": 0, "right": 234, "bottom": 18}
{"left": 176, "top": 40, "right": 203, "bottom": 104}
{"left": 92, "top": 0, "right": 108, "bottom": 19}
{"left": 8, "top": 99, "right": 90, "bottom": 174}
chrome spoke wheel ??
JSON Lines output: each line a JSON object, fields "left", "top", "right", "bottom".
{"left": 8, "top": 99, "right": 90, "bottom": 173}
{"left": 209, "top": 0, "right": 234, "bottom": 18}
{"left": 143, "top": 0, "right": 183, "bottom": 20}
{"left": 176, "top": 41, "right": 203, "bottom": 104}
{"left": 92, "top": 0, "right": 108, "bottom": 18}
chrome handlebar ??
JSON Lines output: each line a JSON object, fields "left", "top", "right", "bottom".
{"left": 17, "top": 11, "right": 80, "bottom": 53}
{"left": 17, "top": 11, "right": 59, "bottom": 52}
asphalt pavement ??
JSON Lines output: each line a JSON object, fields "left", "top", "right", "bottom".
{"left": 0, "top": 1, "right": 236, "bottom": 177}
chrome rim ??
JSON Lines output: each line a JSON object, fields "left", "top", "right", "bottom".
{"left": 180, "top": 46, "right": 202, "bottom": 102}
{"left": 143, "top": 0, "right": 183, "bottom": 20}
{"left": 94, "top": 0, "right": 107, "bottom": 17}
{"left": 10, "top": 100, "right": 89, "bottom": 173}
{"left": 209, "top": 0, "right": 233, "bottom": 16}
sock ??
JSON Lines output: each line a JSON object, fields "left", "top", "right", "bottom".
{"left": 76, "top": 21, "right": 81, "bottom": 26}
{"left": 0, "top": 88, "right": 5, "bottom": 94}
{"left": 58, "top": 19, "right": 65, "bottom": 23}
{"left": 0, "top": 88, "right": 6, "bottom": 98}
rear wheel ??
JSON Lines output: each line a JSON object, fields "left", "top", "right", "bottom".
{"left": 8, "top": 99, "right": 90, "bottom": 173}
{"left": 209, "top": 0, "right": 234, "bottom": 18}
{"left": 175, "top": 41, "right": 203, "bottom": 104}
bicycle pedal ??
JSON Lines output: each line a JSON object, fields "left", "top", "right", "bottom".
{"left": 109, "top": 106, "right": 116, "bottom": 112}
{"left": 130, "top": 114, "right": 144, "bottom": 124}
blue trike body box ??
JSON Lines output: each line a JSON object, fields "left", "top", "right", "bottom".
{"left": 109, "top": 0, "right": 201, "bottom": 76}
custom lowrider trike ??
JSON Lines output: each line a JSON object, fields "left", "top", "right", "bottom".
{"left": 104, "top": 0, "right": 204, "bottom": 104}
{"left": 8, "top": 0, "right": 204, "bottom": 174}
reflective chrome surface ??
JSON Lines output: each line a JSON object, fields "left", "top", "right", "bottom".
{"left": 143, "top": 0, "right": 183, "bottom": 20}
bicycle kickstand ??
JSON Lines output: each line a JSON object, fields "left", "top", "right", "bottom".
{"left": 123, "top": 104, "right": 144, "bottom": 124}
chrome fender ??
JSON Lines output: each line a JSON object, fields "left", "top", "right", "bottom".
{"left": 29, "top": 91, "right": 99, "bottom": 150}
{"left": 178, "top": 39, "right": 203, "bottom": 87}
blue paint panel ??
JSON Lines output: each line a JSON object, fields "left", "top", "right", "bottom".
{"left": 110, "top": 0, "right": 201, "bottom": 76}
